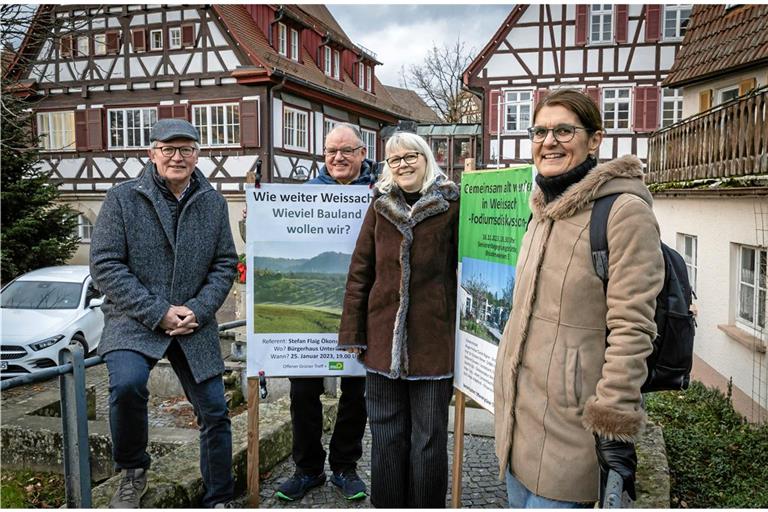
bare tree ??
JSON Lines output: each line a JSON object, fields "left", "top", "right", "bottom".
{"left": 400, "top": 37, "right": 480, "bottom": 123}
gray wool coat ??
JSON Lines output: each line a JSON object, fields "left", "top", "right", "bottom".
{"left": 90, "top": 164, "right": 237, "bottom": 383}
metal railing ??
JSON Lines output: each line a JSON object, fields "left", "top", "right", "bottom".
{"left": 646, "top": 85, "right": 768, "bottom": 184}
{"left": 0, "top": 320, "right": 245, "bottom": 508}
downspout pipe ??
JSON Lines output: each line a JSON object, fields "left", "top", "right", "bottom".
{"left": 267, "top": 75, "right": 287, "bottom": 182}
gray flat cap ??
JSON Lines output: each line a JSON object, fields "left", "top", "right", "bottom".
{"left": 150, "top": 119, "right": 199, "bottom": 142}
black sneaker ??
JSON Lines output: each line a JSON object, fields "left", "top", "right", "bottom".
{"left": 275, "top": 471, "right": 326, "bottom": 501}
{"left": 330, "top": 469, "right": 367, "bottom": 500}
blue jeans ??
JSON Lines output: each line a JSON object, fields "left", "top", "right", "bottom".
{"left": 104, "top": 342, "right": 233, "bottom": 507}
{"left": 505, "top": 468, "right": 594, "bottom": 509}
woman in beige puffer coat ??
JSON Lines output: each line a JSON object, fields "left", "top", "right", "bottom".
{"left": 494, "top": 89, "right": 664, "bottom": 507}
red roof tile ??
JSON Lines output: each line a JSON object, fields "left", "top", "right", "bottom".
{"left": 212, "top": 5, "right": 408, "bottom": 119}
{"left": 383, "top": 86, "right": 442, "bottom": 123}
{"left": 663, "top": 4, "right": 768, "bottom": 88}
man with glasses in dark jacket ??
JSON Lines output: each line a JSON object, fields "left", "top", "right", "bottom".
{"left": 275, "top": 123, "right": 378, "bottom": 502}
{"left": 90, "top": 119, "right": 237, "bottom": 508}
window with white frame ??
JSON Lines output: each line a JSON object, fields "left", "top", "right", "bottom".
{"left": 662, "top": 88, "right": 684, "bottom": 127}
{"left": 366, "top": 65, "right": 372, "bottom": 92}
{"left": 737, "top": 245, "right": 767, "bottom": 333}
{"left": 717, "top": 85, "right": 740, "bottom": 105}
{"left": 36, "top": 111, "right": 76, "bottom": 151}
{"left": 677, "top": 233, "right": 697, "bottom": 293}
{"left": 590, "top": 4, "right": 613, "bottom": 43}
{"left": 74, "top": 214, "right": 94, "bottom": 243}
{"left": 277, "top": 23, "right": 287, "bottom": 56}
{"left": 324, "top": 46, "right": 332, "bottom": 76}
{"left": 284, "top": 106, "right": 308, "bottom": 151}
{"left": 77, "top": 35, "right": 89, "bottom": 56}
{"left": 192, "top": 103, "right": 240, "bottom": 147}
{"left": 663, "top": 4, "right": 692, "bottom": 40}
{"left": 150, "top": 29, "right": 163, "bottom": 50}
{"left": 108, "top": 108, "right": 157, "bottom": 148}
{"left": 94, "top": 33, "right": 106, "bottom": 55}
{"left": 602, "top": 88, "right": 631, "bottom": 130}
{"left": 323, "top": 118, "right": 339, "bottom": 139}
{"left": 290, "top": 29, "right": 299, "bottom": 61}
{"left": 504, "top": 90, "right": 532, "bottom": 132}
{"left": 361, "top": 128, "right": 376, "bottom": 159}
{"left": 333, "top": 49, "right": 340, "bottom": 79}
{"left": 358, "top": 63, "right": 365, "bottom": 89}
{"left": 169, "top": 27, "right": 181, "bottom": 49}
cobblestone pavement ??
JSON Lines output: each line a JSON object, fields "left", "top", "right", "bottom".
{"left": 231, "top": 427, "right": 506, "bottom": 508}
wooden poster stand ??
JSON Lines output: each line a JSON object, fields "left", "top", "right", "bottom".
{"left": 247, "top": 378, "right": 260, "bottom": 507}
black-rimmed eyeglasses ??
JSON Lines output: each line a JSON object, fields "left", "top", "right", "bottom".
{"left": 527, "top": 124, "right": 591, "bottom": 143}
{"left": 324, "top": 145, "right": 364, "bottom": 157}
{"left": 385, "top": 152, "right": 421, "bottom": 168}
{"left": 155, "top": 146, "right": 197, "bottom": 158}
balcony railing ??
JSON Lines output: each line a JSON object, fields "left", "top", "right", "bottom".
{"left": 646, "top": 85, "right": 768, "bottom": 184}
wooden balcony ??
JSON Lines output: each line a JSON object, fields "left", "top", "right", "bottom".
{"left": 646, "top": 85, "right": 768, "bottom": 184}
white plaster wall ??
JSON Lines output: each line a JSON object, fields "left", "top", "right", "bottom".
{"left": 653, "top": 196, "right": 768, "bottom": 410}
{"left": 681, "top": 66, "right": 768, "bottom": 118}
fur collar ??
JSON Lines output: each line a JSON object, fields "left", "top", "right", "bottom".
{"left": 374, "top": 176, "right": 459, "bottom": 231}
{"left": 530, "top": 155, "right": 644, "bottom": 220}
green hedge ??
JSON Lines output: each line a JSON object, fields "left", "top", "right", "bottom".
{"left": 645, "top": 381, "right": 768, "bottom": 508}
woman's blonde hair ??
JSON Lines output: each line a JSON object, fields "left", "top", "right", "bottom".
{"left": 377, "top": 131, "right": 445, "bottom": 194}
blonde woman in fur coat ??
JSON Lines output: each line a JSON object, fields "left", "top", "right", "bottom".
{"left": 339, "top": 131, "right": 459, "bottom": 508}
{"left": 494, "top": 89, "right": 664, "bottom": 508}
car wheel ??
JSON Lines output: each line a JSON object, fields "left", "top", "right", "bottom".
{"left": 69, "top": 334, "right": 90, "bottom": 356}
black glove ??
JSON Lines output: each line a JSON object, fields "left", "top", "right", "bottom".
{"left": 595, "top": 435, "right": 637, "bottom": 502}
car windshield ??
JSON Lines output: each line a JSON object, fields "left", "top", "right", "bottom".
{"left": 1, "top": 281, "right": 83, "bottom": 310}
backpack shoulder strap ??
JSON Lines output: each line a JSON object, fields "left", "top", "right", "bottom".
{"left": 590, "top": 193, "right": 621, "bottom": 289}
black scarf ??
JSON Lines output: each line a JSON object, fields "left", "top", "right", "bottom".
{"left": 535, "top": 155, "right": 598, "bottom": 204}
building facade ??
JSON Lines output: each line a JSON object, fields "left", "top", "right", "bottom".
{"left": 463, "top": 4, "right": 690, "bottom": 167}
{"left": 9, "top": 4, "right": 411, "bottom": 260}
{"left": 646, "top": 4, "right": 768, "bottom": 422}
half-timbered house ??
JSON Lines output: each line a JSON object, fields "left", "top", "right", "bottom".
{"left": 646, "top": 5, "right": 768, "bottom": 422}
{"left": 9, "top": 4, "right": 411, "bottom": 260}
{"left": 462, "top": 4, "right": 691, "bottom": 167}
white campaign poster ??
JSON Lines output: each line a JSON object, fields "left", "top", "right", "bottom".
{"left": 245, "top": 184, "right": 372, "bottom": 377}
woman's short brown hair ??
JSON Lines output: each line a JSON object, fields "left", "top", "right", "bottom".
{"left": 532, "top": 89, "right": 603, "bottom": 133}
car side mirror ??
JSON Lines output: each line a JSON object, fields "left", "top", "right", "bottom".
{"left": 88, "top": 297, "right": 104, "bottom": 308}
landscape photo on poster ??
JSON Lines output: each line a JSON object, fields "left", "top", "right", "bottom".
{"left": 251, "top": 241, "right": 351, "bottom": 334}
{"left": 458, "top": 256, "right": 515, "bottom": 347}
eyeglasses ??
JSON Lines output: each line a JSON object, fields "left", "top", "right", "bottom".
{"left": 385, "top": 152, "right": 421, "bottom": 168}
{"left": 324, "top": 145, "right": 364, "bottom": 157}
{"left": 155, "top": 145, "right": 197, "bottom": 158}
{"left": 527, "top": 124, "right": 590, "bottom": 143}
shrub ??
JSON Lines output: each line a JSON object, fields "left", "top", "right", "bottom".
{"left": 645, "top": 381, "right": 768, "bottom": 508}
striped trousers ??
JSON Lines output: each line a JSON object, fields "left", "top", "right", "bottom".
{"left": 366, "top": 371, "right": 454, "bottom": 508}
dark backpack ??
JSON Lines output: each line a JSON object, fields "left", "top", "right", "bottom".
{"left": 590, "top": 193, "right": 695, "bottom": 393}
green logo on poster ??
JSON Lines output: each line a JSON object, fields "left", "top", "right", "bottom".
{"left": 329, "top": 361, "right": 344, "bottom": 370}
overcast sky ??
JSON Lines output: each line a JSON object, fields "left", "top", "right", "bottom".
{"left": 327, "top": 4, "right": 512, "bottom": 86}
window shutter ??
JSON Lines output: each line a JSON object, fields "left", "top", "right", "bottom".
{"left": 241, "top": 100, "right": 260, "bottom": 148}
{"left": 645, "top": 5, "right": 661, "bottom": 43}
{"left": 575, "top": 5, "right": 588, "bottom": 46}
{"left": 488, "top": 89, "right": 501, "bottom": 134}
{"left": 739, "top": 78, "right": 757, "bottom": 96}
{"left": 75, "top": 110, "right": 88, "bottom": 151}
{"left": 132, "top": 28, "right": 146, "bottom": 52}
{"left": 633, "top": 86, "right": 659, "bottom": 132}
{"left": 699, "top": 89, "right": 712, "bottom": 112}
{"left": 534, "top": 88, "right": 549, "bottom": 107}
{"left": 182, "top": 24, "right": 195, "bottom": 48}
{"left": 86, "top": 109, "right": 103, "bottom": 150}
{"left": 586, "top": 87, "right": 601, "bottom": 109}
{"left": 158, "top": 105, "right": 173, "bottom": 119}
{"left": 172, "top": 105, "right": 188, "bottom": 119}
{"left": 106, "top": 31, "right": 120, "bottom": 54}
{"left": 615, "top": 5, "right": 629, "bottom": 44}
{"left": 61, "top": 36, "right": 74, "bottom": 57}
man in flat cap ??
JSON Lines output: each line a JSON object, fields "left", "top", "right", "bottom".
{"left": 90, "top": 119, "right": 237, "bottom": 508}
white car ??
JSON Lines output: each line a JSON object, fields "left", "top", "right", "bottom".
{"left": 1, "top": 266, "right": 104, "bottom": 378}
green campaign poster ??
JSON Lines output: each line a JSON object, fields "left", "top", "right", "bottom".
{"left": 454, "top": 166, "right": 533, "bottom": 412}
